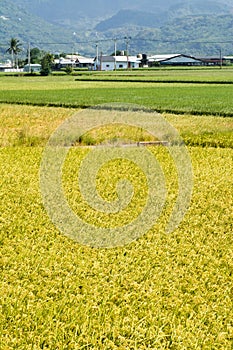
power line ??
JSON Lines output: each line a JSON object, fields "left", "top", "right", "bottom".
{"left": 1, "top": 37, "right": 232, "bottom": 56}
{"left": 1, "top": 36, "right": 233, "bottom": 47}
{"left": 30, "top": 38, "right": 233, "bottom": 46}
{"left": 130, "top": 38, "right": 233, "bottom": 44}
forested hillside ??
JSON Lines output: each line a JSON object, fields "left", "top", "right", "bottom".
{"left": 1, "top": 0, "right": 233, "bottom": 59}
{"left": 13, "top": 0, "right": 232, "bottom": 19}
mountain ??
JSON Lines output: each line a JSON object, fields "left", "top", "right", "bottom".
{"left": 95, "top": 10, "right": 166, "bottom": 31}
{"left": 100, "top": 13, "right": 233, "bottom": 57}
{"left": 0, "top": 0, "right": 96, "bottom": 57}
{"left": 168, "top": 0, "right": 232, "bottom": 16}
{"left": 13, "top": 0, "right": 232, "bottom": 22}
{"left": 1, "top": 0, "right": 233, "bottom": 59}
{"left": 0, "top": 1, "right": 72, "bottom": 45}
{"left": 147, "top": 14, "right": 233, "bottom": 56}
{"left": 13, "top": 0, "right": 175, "bottom": 20}
{"left": 95, "top": 0, "right": 232, "bottom": 31}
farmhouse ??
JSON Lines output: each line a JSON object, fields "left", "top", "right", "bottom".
{"left": 0, "top": 59, "right": 23, "bottom": 72}
{"left": 54, "top": 57, "right": 74, "bottom": 69}
{"left": 199, "top": 56, "right": 233, "bottom": 65}
{"left": 147, "top": 54, "right": 204, "bottom": 66}
{"left": 54, "top": 55, "right": 95, "bottom": 70}
{"left": 223, "top": 56, "right": 233, "bottom": 64}
{"left": 75, "top": 56, "right": 95, "bottom": 69}
{"left": 0, "top": 61, "right": 10, "bottom": 72}
{"left": 23, "top": 64, "right": 41, "bottom": 72}
{"left": 197, "top": 57, "right": 222, "bottom": 65}
{"left": 95, "top": 55, "right": 141, "bottom": 70}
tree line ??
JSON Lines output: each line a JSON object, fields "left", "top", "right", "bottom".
{"left": 6, "top": 37, "right": 56, "bottom": 75}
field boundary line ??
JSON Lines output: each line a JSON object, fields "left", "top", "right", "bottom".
{"left": 75, "top": 78, "right": 233, "bottom": 85}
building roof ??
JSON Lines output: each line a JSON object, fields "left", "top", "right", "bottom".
{"left": 76, "top": 57, "right": 94, "bottom": 64}
{"left": 0, "top": 59, "right": 12, "bottom": 68}
{"left": 65, "top": 54, "right": 94, "bottom": 63}
{"left": 65, "top": 54, "right": 81, "bottom": 60}
{"left": 148, "top": 54, "right": 181, "bottom": 62}
{"left": 24, "top": 64, "right": 41, "bottom": 67}
{"left": 56, "top": 58, "right": 73, "bottom": 64}
{"left": 99, "top": 55, "right": 141, "bottom": 63}
{"left": 148, "top": 54, "right": 203, "bottom": 64}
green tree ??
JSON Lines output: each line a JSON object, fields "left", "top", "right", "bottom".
{"left": 65, "top": 65, "right": 73, "bottom": 75}
{"left": 6, "top": 38, "right": 22, "bottom": 68}
{"left": 40, "top": 53, "right": 54, "bottom": 76}
{"left": 30, "top": 47, "right": 44, "bottom": 64}
{"left": 111, "top": 50, "right": 124, "bottom": 56}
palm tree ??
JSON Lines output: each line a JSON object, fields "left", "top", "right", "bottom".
{"left": 6, "top": 38, "right": 22, "bottom": 68}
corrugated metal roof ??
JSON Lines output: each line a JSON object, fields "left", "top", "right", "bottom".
{"left": 24, "top": 64, "right": 41, "bottom": 67}
{"left": 148, "top": 54, "right": 203, "bottom": 63}
{"left": 65, "top": 55, "right": 94, "bottom": 63}
{"left": 148, "top": 54, "right": 181, "bottom": 62}
{"left": 163, "top": 56, "right": 202, "bottom": 63}
{"left": 100, "top": 55, "right": 141, "bottom": 63}
{"left": 77, "top": 57, "right": 94, "bottom": 64}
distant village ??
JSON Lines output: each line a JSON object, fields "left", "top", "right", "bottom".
{"left": 1, "top": 51, "right": 233, "bottom": 73}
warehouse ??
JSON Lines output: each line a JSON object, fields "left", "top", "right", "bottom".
{"left": 147, "top": 54, "right": 204, "bottom": 66}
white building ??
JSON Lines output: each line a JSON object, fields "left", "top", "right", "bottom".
{"left": 23, "top": 64, "right": 41, "bottom": 72}
{"left": 55, "top": 55, "right": 95, "bottom": 69}
{"left": 76, "top": 56, "right": 94, "bottom": 69}
{"left": 147, "top": 54, "right": 204, "bottom": 66}
{"left": 95, "top": 55, "right": 141, "bottom": 70}
{"left": 0, "top": 60, "right": 23, "bottom": 72}
{"left": 223, "top": 56, "right": 233, "bottom": 63}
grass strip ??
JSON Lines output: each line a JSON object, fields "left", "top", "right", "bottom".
{"left": 75, "top": 77, "right": 233, "bottom": 84}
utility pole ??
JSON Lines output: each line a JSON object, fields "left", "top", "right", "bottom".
{"left": 96, "top": 43, "right": 99, "bottom": 70}
{"left": 125, "top": 36, "right": 131, "bottom": 69}
{"left": 100, "top": 51, "right": 103, "bottom": 71}
{"left": 114, "top": 38, "right": 117, "bottom": 71}
{"left": 72, "top": 32, "right": 76, "bottom": 68}
{"left": 219, "top": 48, "right": 222, "bottom": 69}
{"left": 28, "top": 42, "right": 31, "bottom": 73}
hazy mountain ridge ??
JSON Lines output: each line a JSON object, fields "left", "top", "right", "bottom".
{"left": 13, "top": 0, "right": 233, "bottom": 23}
{"left": 0, "top": 0, "right": 76, "bottom": 44}
{"left": 0, "top": 0, "right": 97, "bottom": 57}
{"left": 13, "top": 0, "right": 175, "bottom": 20}
{"left": 95, "top": 0, "right": 232, "bottom": 31}
{"left": 95, "top": 10, "right": 166, "bottom": 31}
{"left": 1, "top": 0, "right": 233, "bottom": 58}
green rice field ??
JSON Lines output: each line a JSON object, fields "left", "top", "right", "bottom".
{"left": 0, "top": 69, "right": 233, "bottom": 349}
{"left": 0, "top": 70, "right": 233, "bottom": 116}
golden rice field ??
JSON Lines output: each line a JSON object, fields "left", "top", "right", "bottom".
{"left": 0, "top": 74, "right": 233, "bottom": 349}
